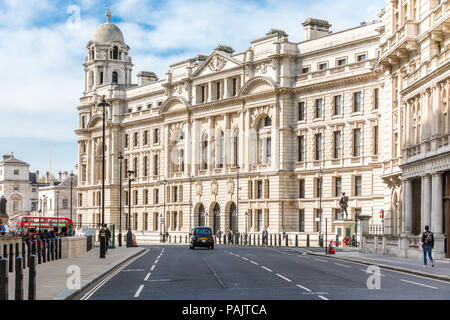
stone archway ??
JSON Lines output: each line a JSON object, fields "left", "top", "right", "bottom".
{"left": 197, "top": 203, "right": 206, "bottom": 227}
{"left": 225, "top": 202, "right": 237, "bottom": 233}
{"left": 210, "top": 203, "right": 221, "bottom": 234}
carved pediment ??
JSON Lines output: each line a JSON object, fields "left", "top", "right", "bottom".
{"left": 191, "top": 52, "right": 242, "bottom": 78}
{"left": 159, "top": 96, "right": 189, "bottom": 115}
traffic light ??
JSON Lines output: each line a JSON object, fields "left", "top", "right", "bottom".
{"left": 380, "top": 209, "right": 384, "bottom": 219}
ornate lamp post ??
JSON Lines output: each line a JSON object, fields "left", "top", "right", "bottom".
{"left": 234, "top": 166, "right": 240, "bottom": 243}
{"left": 118, "top": 153, "right": 124, "bottom": 247}
{"left": 319, "top": 167, "right": 323, "bottom": 247}
{"left": 98, "top": 97, "right": 110, "bottom": 258}
{"left": 126, "top": 170, "right": 135, "bottom": 247}
{"left": 70, "top": 171, "right": 74, "bottom": 235}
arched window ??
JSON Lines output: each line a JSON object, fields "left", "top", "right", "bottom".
{"left": 113, "top": 46, "right": 119, "bottom": 60}
{"left": 217, "top": 131, "right": 224, "bottom": 169}
{"left": 112, "top": 71, "right": 118, "bottom": 83}
{"left": 257, "top": 116, "right": 272, "bottom": 164}
{"left": 198, "top": 204, "right": 205, "bottom": 226}
{"left": 229, "top": 203, "right": 237, "bottom": 232}
{"left": 213, "top": 203, "right": 220, "bottom": 234}
{"left": 202, "top": 134, "right": 209, "bottom": 170}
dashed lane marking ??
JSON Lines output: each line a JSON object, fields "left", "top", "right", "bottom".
{"left": 314, "top": 258, "right": 328, "bottom": 262}
{"left": 144, "top": 273, "right": 151, "bottom": 281}
{"left": 400, "top": 279, "right": 438, "bottom": 289}
{"left": 276, "top": 274, "right": 292, "bottom": 282}
{"left": 250, "top": 260, "right": 259, "bottom": 265}
{"left": 134, "top": 285, "right": 144, "bottom": 298}
{"left": 318, "top": 295, "right": 329, "bottom": 300}
{"left": 334, "top": 263, "right": 351, "bottom": 268}
{"left": 151, "top": 265, "right": 155, "bottom": 271}
{"left": 261, "top": 266, "right": 273, "bottom": 272}
{"left": 296, "top": 284, "right": 311, "bottom": 292}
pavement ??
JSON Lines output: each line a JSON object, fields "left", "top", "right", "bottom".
{"left": 6, "top": 245, "right": 146, "bottom": 300}
{"left": 72, "top": 244, "right": 450, "bottom": 300}
{"left": 306, "top": 247, "right": 450, "bottom": 281}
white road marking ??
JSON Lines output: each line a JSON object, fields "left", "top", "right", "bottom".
{"left": 250, "top": 260, "right": 259, "bottom": 265}
{"left": 80, "top": 249, "right": 149, "bottom": 300}
{"left": 314, "top": 258, "right": 328, "bottom": 262}
{"left": 400, "top": 279, "right": 438, "bottom": 289}
{"left": 276, "top": 274, "right": 292, "bottom": 282}
{"left": 155, "top": 259, "right": 159, "bottom": 264}
{"left": 241, "top": 257, "right": 249, "bottom": 261}
{"left": 134, "top": 285, "right": 144, "bottom": 298}
{"left": 261, "top": 266, "right": 273, "bottom": 272}
{"left": 334, "top": 263, "right": 351, "bottom": 268}
{"left": 296, "top": 284, "right": 311, "bottom": 292}
{"left": 151, "top": 265, "right": 155, "bottom": 271}
{"left": 144, "top": 273, "right": 151, "bottom": 281}
{"left": 318, "top": 295, "right": 329, "bottom": 300}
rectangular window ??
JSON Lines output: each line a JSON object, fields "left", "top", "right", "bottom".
{"left": 216, "top": 82, "right": 221, "bottom": 100}
{"left": 257, "top": 210, "right": 263, "bottom": 232}
{"left": 334, "top": 95, "right": 342, "bottom": 115}
{"left": 353, "top": 92, "right": 362, "bottom": 112}
{"left": 144, "top": 189, "right": 148, "bottom": 205}
{"left": 154, "top": 155, "right": 159, "bottom": 175}
{"left": 316, "top": 178, "right": 322, "bottom": 198}
{"left": 201, "top": 85, "right": 206, "bottom": 103}
{"left": 298, "top": 102, "right": 305, "bottom": 121}
{"left": 353, "top": 128, "right": 361, "bottom": 157}
{"left": 135, "top": 190, "right": 138, "bottom": 205}
{"left": 134, "top": 132, "right": 138, "bottom": 147}
{"left": 257, "top": 181, "right": 263, "bottom": 199}
{"left": 337, "top": 58, "right": 346, "bottom": 66}
{"left": 315, "top": 133, "right": 322, "bottom": 160}
{"left": 373, "top": 88, "right": 379, "bottom": 109}
{"left": 315, "top": 98, "right": 323, "bottom": 118}
{"left": 154, "top": 129, "right": 159, "bottom": 144}
{"left": 124, "top": 159, "right": 128, "bottom": 175}
{"left": 232, "top": 78, "right": 237, "bottom": 96}
{"left": 266, "top": 138, "right": 271, "bottom": 164}
{"left": 134, "top": 157, "right": 138, "bottom": 177}
{"left": 299, "top": 179, "right": 305, "bottom": 198}
{"left": 78, "top": 193, "right": 83, "bottom": 206}
{"left": 125, "top": 134, "right": 129, "bottom": 148}
{"left": 316, "top": 209, "right": 322, "bottom": 232}
{"left": 144, "top": 130, "right": 148, "bottom": 145}
{"left": 173, "top": 186, "right": 178, "bottom": 203}
{"left": 144, "top": 213, "right": 148, "bottom": 231}
{"left": 355, "top": 176, "right": 362, "bottom": 196}
{"left": 335, "top": 177, "right": 342, "bottom": 197}
{"left": 299, "top": 210, "right": 305, "bottom": 232}
{"left": 334, "top": 131, "right": 341, "bottom": 158}
{"left": 373, "top": 126, "right": 378, "bottom": 155}
{"left": 357, "top": 54, "right": 367, "bottom": 62}
{"left": 154, "top": 189, "right": 159, "bottom": 204}
{"left": 125, "top": 191, "right": 129, "bottom": 206}
{"left": 302, "top": 67, "right": 309, "bottom": 74}
{"left": 143, "top": 156, "right": 148, "bottom": 176}
{"left": 319, "top": 63, "right": 327, "bottom": 70}
{"left": 14, "top": 170, "right": 19, "bottom": 175}
{"left": 297, "top": 136, "right": 305, "bottom": 162}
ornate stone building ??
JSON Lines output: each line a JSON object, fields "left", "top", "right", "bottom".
{"left": 75, "top": 10, "right": 389, "bottom": 245}
{"left": 372, "top": 0, "right": 450, "bottom": 258}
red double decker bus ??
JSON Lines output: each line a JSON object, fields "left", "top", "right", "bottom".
{"left": 16, "top": 216, "right": 72, "bottom": 232}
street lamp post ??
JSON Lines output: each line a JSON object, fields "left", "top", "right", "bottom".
{"left": 98, "top": 98, "right": 110, "bottom": 258}
{"left": 234, "top": 166, "right": 240, "bottom": 239}
{"left": 118, "top": 153, "right": 123, "bottom": 247}
{"left": 162, "top": 178, "right": 167, "bottom": 242}
{"left": 126, "top": 170, "right": 135, "bottom": 247}
{"left": 70, "top": 171, "right": 74, "bottom": 236}
{"left": 319, "top": 167, "right": 323, "bottom": 247}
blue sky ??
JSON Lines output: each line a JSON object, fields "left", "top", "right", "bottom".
{"left": 0, "top": 0, "right": 384, "bottom": 174}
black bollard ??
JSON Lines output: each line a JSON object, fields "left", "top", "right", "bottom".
{"left": 15, "top": 256, "right": 23, "bottom": 300}
{"left": 252, "top": 234, "right": 255, "bottom": 246}
{"left": 270, "top": 234, "right": 273, "bottom": 246}
{"left": 27, "top": 241, "right": 31, "bottom": 267}
{"left": 42, "top": 240, "right": 46, "bottom": 263}
{"left": 2, "top": 244, "right": 7, "bottom": 264}
{"left": 278, "top": 234, "right": 281, "bottom": 246}
{"left": 54, "top": 239, "right": 58, "bottom": 260}
{"left": 46, "top": 240, "right": 50, "bottom": 262}
{"left": 307, "top": 234, "right": 310, "bottom": 247}
{"left": 258, "top": 234, "right": 260, "bottom": 246}
{"left": 286, "top": 234, "right": 289, "bottom": 247}
{"left": 59, "top": 238, "right": 62, "bottom": 260}
{"left": 9, "top": 243, "right": 13, "bottom": 273}
{"left": 0, "top": 257, "right": 8, "bottom": 300}
{"left": 37, "top": 240, "right": 41, "bottom": 264}
{"left": 28, "top": 254, "right": 36, "bottom": 300}
{"left": 50, "top": 240, "right": 55, "bottom": 261}
{"left": 336, "top": 235, "right": 339, "bottom": 248}
{"left": 22, "top": 242, "right": 26, "bottom": 269}
{"left": 295, "top": 234, "right": 298, "bottom": 247}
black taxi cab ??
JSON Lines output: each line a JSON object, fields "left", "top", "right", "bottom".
{"left": 189, "top": 226, "right": 214, "bottom": 250}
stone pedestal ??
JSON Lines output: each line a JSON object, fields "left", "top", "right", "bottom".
{"left": 358, "top": 215, "right": 371, "bottom": 251}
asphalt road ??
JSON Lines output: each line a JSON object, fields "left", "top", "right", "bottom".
{"left": 74, "top": 245, "right": 450, "bottom": 300}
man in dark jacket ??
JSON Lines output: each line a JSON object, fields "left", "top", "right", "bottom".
{"left": 421, "top": 225, "right": 435, "bottom": 267}
{"left": 104, "top": 224, "right": 111, "bottom": 251}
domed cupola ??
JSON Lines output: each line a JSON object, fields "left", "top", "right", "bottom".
{"left": 83, "top": 9, "right": 133, "bottom": 93}
{"left": 92, "top": 9, "right": 125, "bottom": 44}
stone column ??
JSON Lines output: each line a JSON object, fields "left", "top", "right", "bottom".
{"left": 421, "top": 174, "right": 432, "bottom": 231}
{"left": 404, "top": 179, "right": 413, "bottom": 234}
{"left": 405, "top": 102, "right": 411, "bottom": 146}
{"left": 431, "top": 173, "right": 443, "bottom": 234}
{"left": 433, "top": 85, "right": 440, "bottom": 136}
{"left": 425, "top": 89, "right": 431, "bottom": 138}
{"left": 185, "top": 118, "right": 191, "bottom": 176}
{"left": 208, "top": 82, "right": 213, "bottom": 102}
{"left": 223, "top": 78, "right": 229, "bottom": 99}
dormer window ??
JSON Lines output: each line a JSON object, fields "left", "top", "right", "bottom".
{"left": 337, "top": 58, "right": 346, "bottom": 66}
{"left": 357, "top": 54, "right": 367, "bottom": 62}
{"left": 319, "top": 63, "right": 328, "bottom": 70}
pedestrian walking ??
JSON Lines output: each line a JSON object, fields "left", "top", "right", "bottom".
{"left": 421, "top": 225, "right": 435, "bottom": 267}
{"left": 262, "top": 228, "right": 268, "bottom": 245}
{"left": 0, "top": 220, "right": 6, "bottom": 235}
{"left": 104, "top": 224, "right": 111, "bottom": 251}
{"left": 228, "top": 229, "right": 233, "bottom": 244}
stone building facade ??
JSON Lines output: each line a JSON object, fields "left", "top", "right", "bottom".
{"left": 75, "top": 10, "right": 387, "bottom": 245}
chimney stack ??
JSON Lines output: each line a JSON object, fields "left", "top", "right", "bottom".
{"left": 36, "top": 170, "right": 40, "bottom": 182}
{"left": 302, "top": 18, "right": 331, "bottom": 41}
{"left": 58, "top": 171, "right": 62, "bottom": 181}
{"left": 63, "top": 171, "right": 68, "bottom": 179}
{"left": 46, "top": 171, "right": 50, "bottom": 183}
{"left": 137, "top": 72, "right": 158, "bottom": 86}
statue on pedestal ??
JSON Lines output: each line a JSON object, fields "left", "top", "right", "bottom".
{"left": 339, "top": 192, "right": 349, "bottom": 220}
